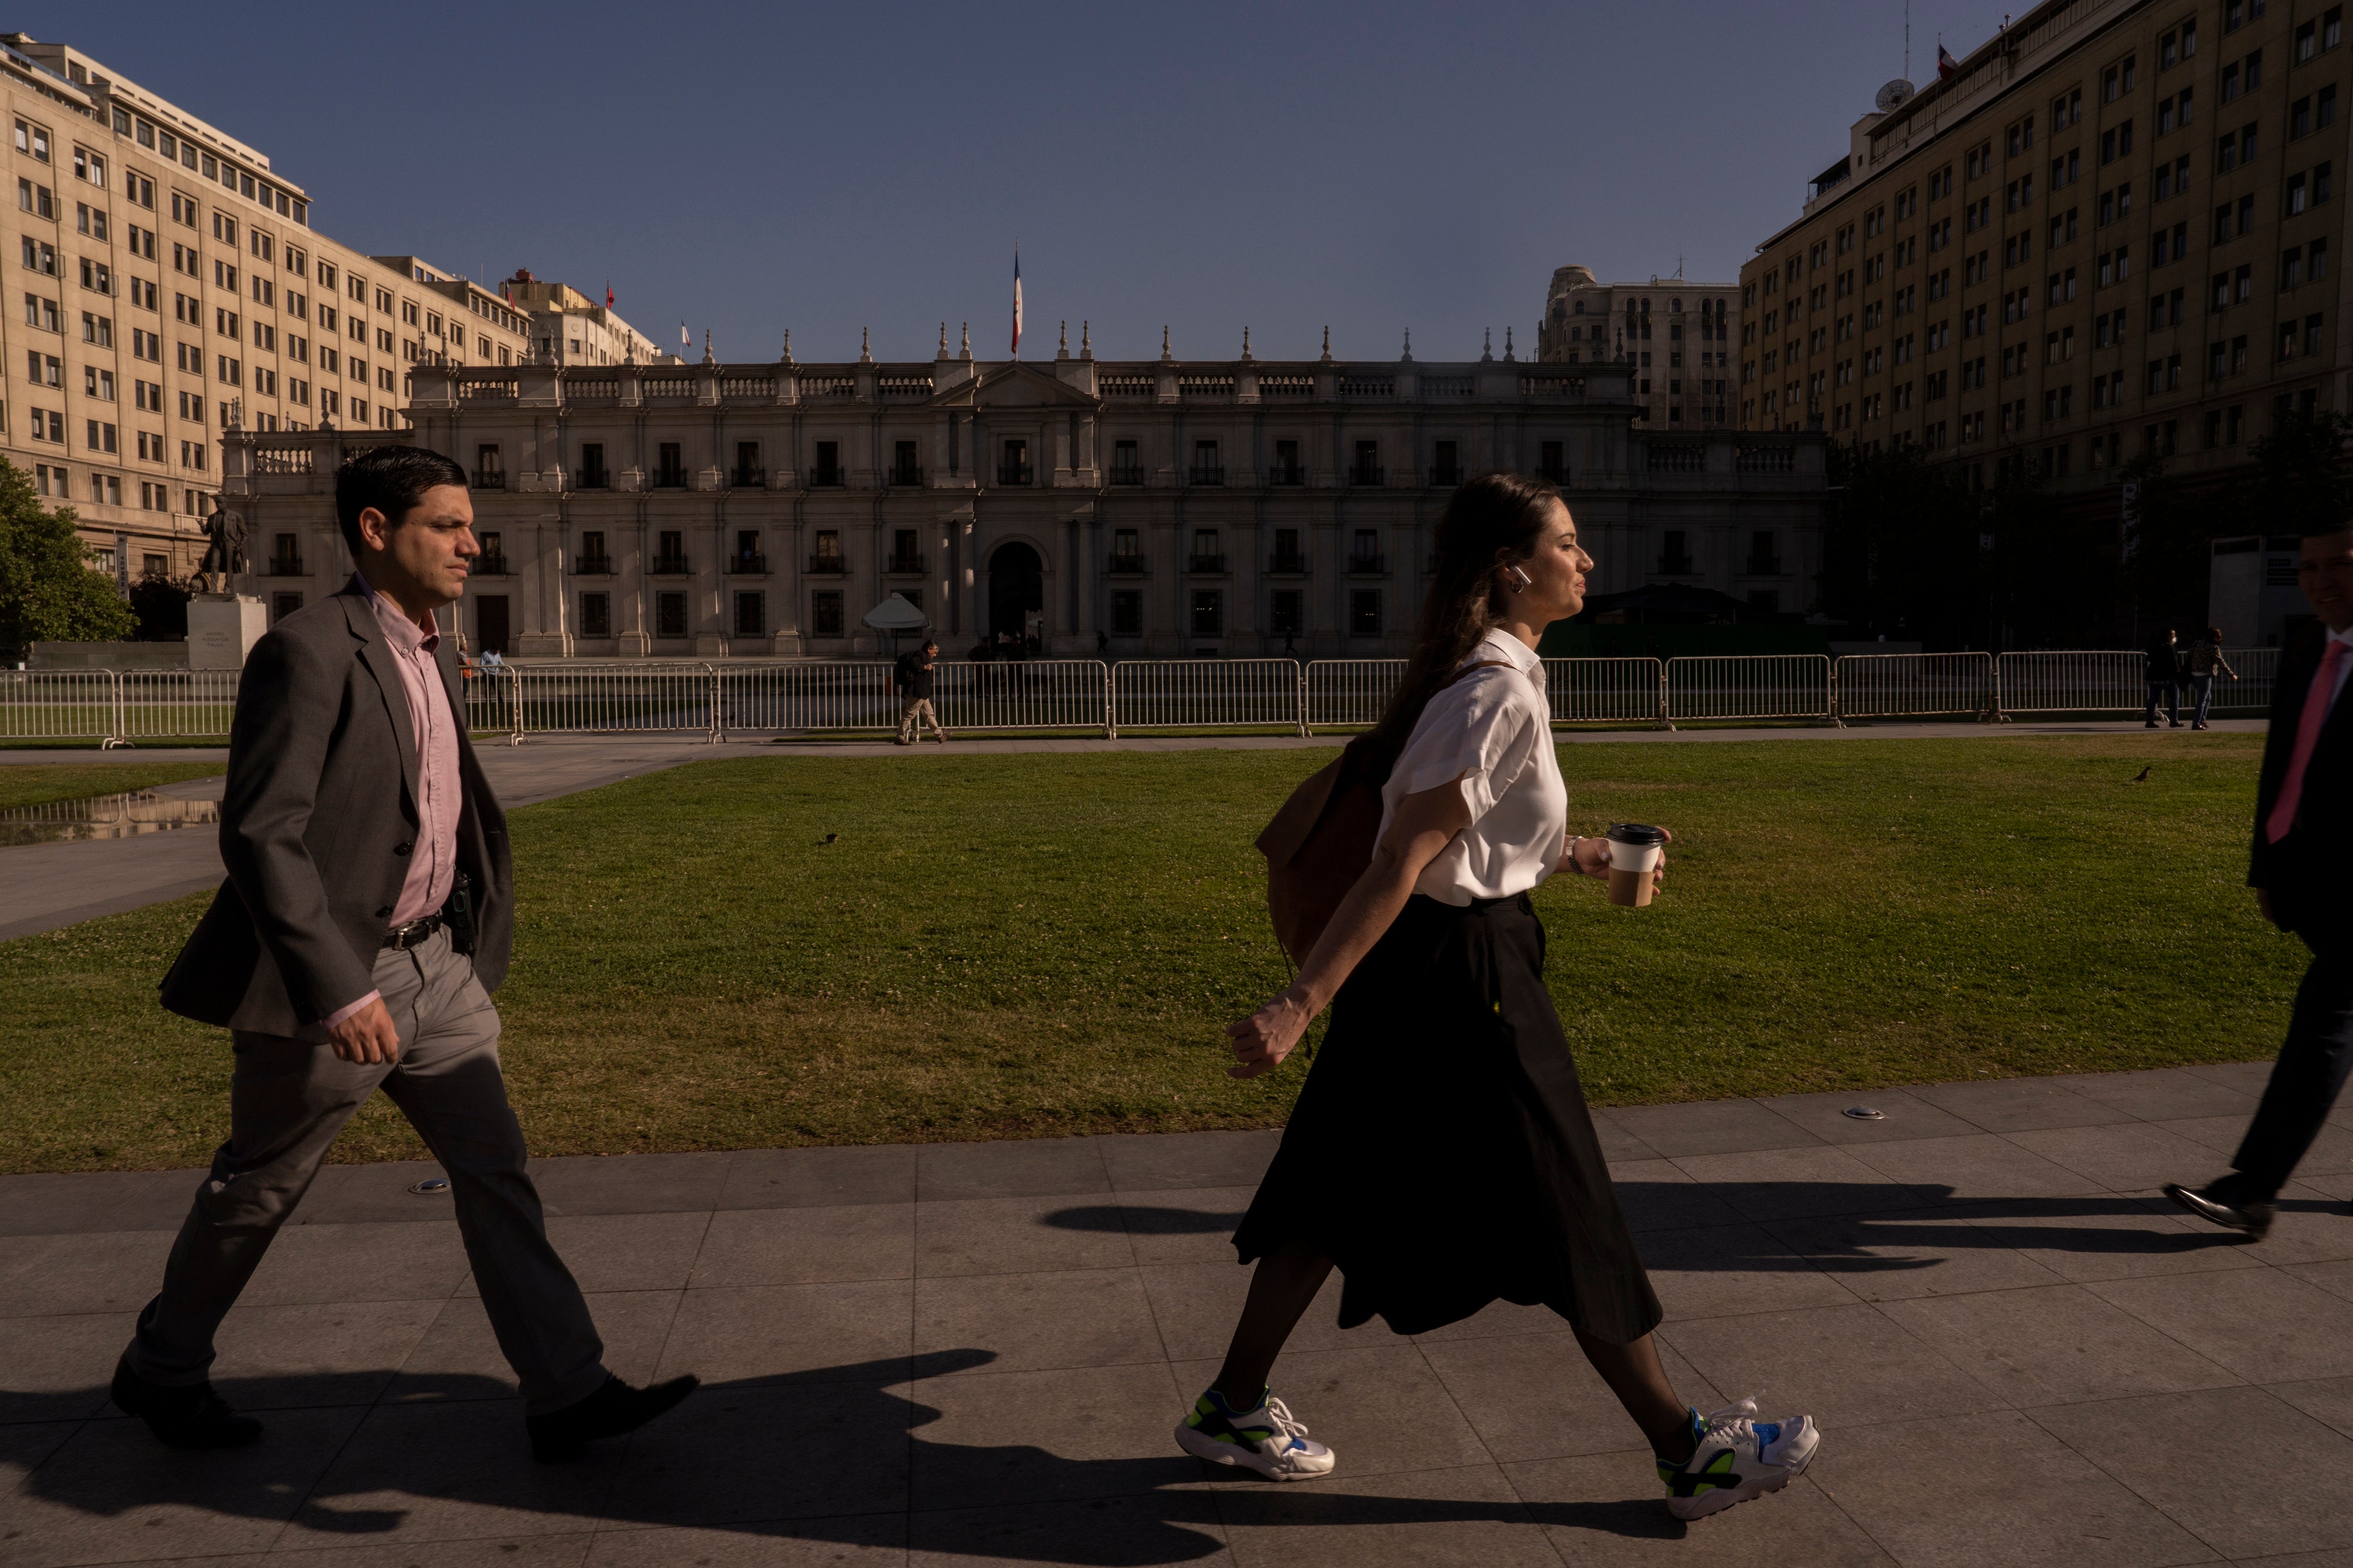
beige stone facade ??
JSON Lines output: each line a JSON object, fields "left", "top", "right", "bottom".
{"left": 501, "top": 271, "right": 664, "bottom": 368}
{"left": 1741, "top": 0, "right": 2352, "bottom": 485}
{"left": 216, "top": 341, "right": 1830, "bottom": 658}
{"left": 1536, "top": 265, "right": 1740, "bottom": 431}
{"left": 1, "top": 34, "right": 530, "bottom": 583}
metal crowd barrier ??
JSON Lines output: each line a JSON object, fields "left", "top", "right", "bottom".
{"left": 1665, "top": 655, "right": 1834, "bottom": 725}
{"left": 2, "top": 650, "right": 2292, "bottom": 747}
{"left": 1991, "top": 651, "right": 2148, "bottom": 716}
{"left": 0, "top": 670, "right": 122, "bottom": 745}
{"left": 1110, "top": 659, "right": 1304, "bottom": 736}
{"left": 1834, "top": 652, "right": 1999, "bottom": 721}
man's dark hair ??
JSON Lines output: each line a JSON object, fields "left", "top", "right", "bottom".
{"left": 335, "top": 445, "right": 468, "bottom": 556}
{"left": 923, "top": 638, "right": 939, "bottom": 650}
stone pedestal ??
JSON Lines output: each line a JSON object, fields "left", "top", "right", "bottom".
{"left": 187, "top": 595, "right": 268, "bottom": 669}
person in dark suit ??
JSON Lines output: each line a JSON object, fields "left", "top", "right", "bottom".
{"left": 2168, "top": 522, "right": 2353, "bottom": 1239}
{"left": 2144, "top": 627, "right": 2184, "bottom": 728}
{"left": 110, "top": 445, "right": 696, "bottom": 1458}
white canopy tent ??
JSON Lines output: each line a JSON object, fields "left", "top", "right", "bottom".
{"left": 862, "top": 593, "right": 930, "bottom": 655}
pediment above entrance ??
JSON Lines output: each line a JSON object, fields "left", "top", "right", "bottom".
{"left": 929, "top": 361, "right": 1103, "bottom": 411}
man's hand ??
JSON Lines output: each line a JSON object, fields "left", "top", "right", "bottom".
{"left": 2258, "top": 888, "right": 2279, "bottom": 929}
{"left": 328, "top": 997, "right": 402, "bottom": 1065}
{"left": 1227, "top": 990, "right": 1314, "bottom": 1079}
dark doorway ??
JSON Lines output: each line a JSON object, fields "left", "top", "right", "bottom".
{"left": 988, "top": 542, "right": 1043, "bottom": 639}
{"left": 475, "top": 595, "right": 510, "bottom": 655}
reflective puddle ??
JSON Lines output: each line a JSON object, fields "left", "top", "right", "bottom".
{"left": 0, "top": 790, "right": 220, "bottom": 845}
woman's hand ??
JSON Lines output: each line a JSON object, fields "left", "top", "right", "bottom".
{"left": 1567, "top": 826, "right": 1674, "bottom": 893}
{"left": 1228, "top": 988, "right": 1316, "bottom": 1079}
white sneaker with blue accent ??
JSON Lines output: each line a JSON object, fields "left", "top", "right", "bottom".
{"left": 1658, "top": 1396, "right": 1818, "bottom": 1520}
{"left": 1176, "top": 1386, "right": 1335, "bottom": 1480}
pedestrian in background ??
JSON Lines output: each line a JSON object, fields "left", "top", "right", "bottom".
{"left": 2167, "top": 524, "right": 2353, "bottom": 1237}
{"left": 2186, "top": 628, "right": 2239, "bottom": 731}
{"left": 2144, "top": 627, "right": 2184, "bottom": 728}
{"left": 895, "top": 636, "right": 947, "bottom": 745}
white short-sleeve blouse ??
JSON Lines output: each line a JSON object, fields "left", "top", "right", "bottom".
{"left": 1376, "top": 628, "right": 1567, "bottom": 905}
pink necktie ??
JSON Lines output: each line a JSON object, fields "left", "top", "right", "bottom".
{"left": 2266, "top": 639, "right": 2348, "bottom": 843}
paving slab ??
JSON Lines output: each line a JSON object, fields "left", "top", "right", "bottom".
{"left": 10, "top": 1063, "right": 2353, "bottom": 1568}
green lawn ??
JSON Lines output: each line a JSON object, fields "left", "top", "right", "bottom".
{"left": 0, "top": 735, "right": 2304, "bottom": 1173}
{"left": 0, "top": 763, "right": 224, "bottom": 812}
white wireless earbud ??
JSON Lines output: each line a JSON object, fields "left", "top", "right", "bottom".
{"left": 1504, "top": 565, "right": 1533, "bottom": 592}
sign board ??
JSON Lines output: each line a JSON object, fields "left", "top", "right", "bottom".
{"left": 114, "top": 531, "right": 129, "bottom": 598}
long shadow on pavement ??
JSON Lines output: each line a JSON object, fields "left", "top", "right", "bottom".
{"left": 3, "top": 1352, "right": 1685, "bottom": 1562}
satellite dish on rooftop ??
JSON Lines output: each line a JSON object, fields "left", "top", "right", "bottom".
{"left": 1875, "top": 78, "right": 1917, "bottom": 112}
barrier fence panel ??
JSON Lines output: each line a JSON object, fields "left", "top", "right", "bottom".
{"left": 932, "top": 660, "right": 1109, "bottom": 732}
{"left": 116, "top": 671, "right": 242, "bottom": 742}
{"left": 463, "top": 667, "right": 521, "bottom": 739}
{"left": 0, "top": 670, "right": 120, "bottom": 743}
{"left": 2204, "top": 648, "right": 2278, "bottom": 717}
{"left": 1666, "top": 655, "right": 1833, "bottom": 722}
{"left": 1111, "top": 659, "right": 1303, "bottom": 735}
{"left": 1303, "top": 660, "right": 1404, "bottom": 730}
{"left": 1834, "top": 652, "right": 1998, "bottom": 720}
{"left": 716, "top": 662, "right": 894, "bottom": 735}
{"left": 1546, "top": 657, "right": 1666, "bottom": 725}
{"left": 515, "top": 662, "right": 716, "bottom": 736}
{"left": 1994, "top": 652, "right": 2145, "bottom": 715}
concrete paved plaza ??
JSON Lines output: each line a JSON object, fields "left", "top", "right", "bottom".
{"left": 5, "top": 1060, "right": 2353, "bottom": 1567}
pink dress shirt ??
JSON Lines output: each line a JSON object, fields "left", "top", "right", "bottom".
{"left": 322, "top": 574, "right": 464, "bottom": 1028}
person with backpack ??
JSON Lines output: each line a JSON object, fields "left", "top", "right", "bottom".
{"left": 1184, "top": 472, "right": 1818, "bottom": 1521}
{"left": 2184, "top": 627, "right": 2239, "bottom": 731}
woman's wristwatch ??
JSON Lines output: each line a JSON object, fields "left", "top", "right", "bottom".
{"left": 1566, "top": 835, "right": 1585, "bottom": 873}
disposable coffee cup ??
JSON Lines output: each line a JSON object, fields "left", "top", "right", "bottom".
{"left": 1604, "top": 823, "right": 1667, "bottom": 908}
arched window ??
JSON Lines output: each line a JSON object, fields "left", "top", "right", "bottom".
{"left": 1671, "top": 298, "right": 1683, "bottom": 312}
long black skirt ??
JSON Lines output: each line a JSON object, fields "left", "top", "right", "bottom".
{"left": 1232, "top": 890, "right": 1662, "bottom": 1343}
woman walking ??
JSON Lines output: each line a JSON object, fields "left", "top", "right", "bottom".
{"left": 1177, "top": 473, "right": 1817, "bottom": 1520}
{"left": 2185, "top": 628, "right": 2239, "bottom": 730}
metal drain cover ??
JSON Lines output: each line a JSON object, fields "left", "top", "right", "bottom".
{"left": 1842, "top": 1106, "right": 1887, "bottom": 1121}
{"left": 408, "top": 1177, "right": 452, "bottom": 1195}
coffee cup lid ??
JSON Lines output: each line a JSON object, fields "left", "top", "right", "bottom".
{"left": 1605, "top": 822, "right": 1666, "bottom": 845}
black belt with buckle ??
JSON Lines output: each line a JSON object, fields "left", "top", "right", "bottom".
{"left": 382, "top": 915, "right": 444, "bottom": 951}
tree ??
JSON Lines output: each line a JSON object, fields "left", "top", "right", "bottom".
{"left": 0, "top": 459, "right": 136, "bottom": 656}
{"left": 1822, "top": 440, "right": 1985, "bottom": 648}
{"left": 2241, "top": 408, "right": 2353, "bottom": 534}
{"left": 128, "top": 571, "right": 198, "bottom": 641}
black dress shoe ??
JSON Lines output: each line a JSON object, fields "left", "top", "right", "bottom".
{"left": 2165, "top": 1182, "right": 2275, "bottom": 1240}
{"left": 526, "top": 1373, "right": 699, "bottom": 1463}
{"left": 110, "top": 1353, "right": 262, "bottom": 1449}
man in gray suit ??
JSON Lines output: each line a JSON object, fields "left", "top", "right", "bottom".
{"left": 112, "top": 445, "right": 695, "bottom": 1462}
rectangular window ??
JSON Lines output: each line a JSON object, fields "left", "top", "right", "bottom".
{"left": 1349, "top": 589, "right": 1383, "bottom": 639}
{"left": 733, "top": 591, "right": 765, "bottom": 638}
{"left": 1189, "top": 589, "right": 1225, "bottom": 638}
{"left": 1110, "top": 589, "right": 1142, "bottom": 637}
{"left": 578, "top": 592, "right": 611, "bottom": 637}
{"left": 1268, "top": 589, "right": 1302, "bottom": 638}
{"left": 655, "top": 592, "right": 688, "bottom": 639}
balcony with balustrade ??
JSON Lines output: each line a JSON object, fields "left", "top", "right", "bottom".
{"left": 885, "top": 552, "right": 926, "bottom": 576}
{"left": 726, "top": 553, "right": 768, "bottom": 576}
{"left": 1185, "top": 553, "right": 1227, "bottom": 575}
{"left": 806, "top": 553, "right": 849, "bottom": 575}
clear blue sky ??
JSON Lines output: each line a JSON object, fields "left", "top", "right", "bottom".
{"left": 31, "top": 0, "right": 2021, "bottom": 364}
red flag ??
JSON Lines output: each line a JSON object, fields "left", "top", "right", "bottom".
{"left": 1011, "top": 248, "right": 1023, "bottom": 356}
{"left": 1937, "top": 42, "right": 1959, "bottom": 80}
{"left": 605, "top": 281, "right": 614, "bottom": 309}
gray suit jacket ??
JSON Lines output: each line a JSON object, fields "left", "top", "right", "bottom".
{"left": 160, "top": 581, "right": 515, "bottom": 1033}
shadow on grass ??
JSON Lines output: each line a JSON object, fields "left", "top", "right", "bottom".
{"left": 5, "top": 1352, "right": 1689, "bottom": 1560}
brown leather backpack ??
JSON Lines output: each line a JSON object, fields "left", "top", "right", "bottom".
{"left": 1257, "top": 660, "right": 1512, "bottom": 964}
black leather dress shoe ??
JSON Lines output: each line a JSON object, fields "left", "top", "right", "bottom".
{"left": 2165, "top": 1182, "right": 2275, "bottom": 1240}
{"left": 526, "top": 1373, "right": 699, "bottom": 1463}
{"left": 110, "top": 1354, "right": 262, "bottom": 1449}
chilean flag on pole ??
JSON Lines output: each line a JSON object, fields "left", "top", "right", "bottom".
{"left": 1937, "top": 42, "right": 1960, "bottom": 80}
{"left": 1011, "top": 246, "right": 1023, "bottom": 357}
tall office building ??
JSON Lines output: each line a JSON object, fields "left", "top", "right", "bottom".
{"left": 1739, "top": 0, "right": 2348, "bottom": 486}
{"left": 1, "top": 34, "right": 531, "bottom": 583}
{"left": 1537, "top": 264, "right": 1740, "bottom": 429}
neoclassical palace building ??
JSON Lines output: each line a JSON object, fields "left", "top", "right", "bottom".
{"left": 221, "top": 331, "right": 1829, "bottom": 659}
